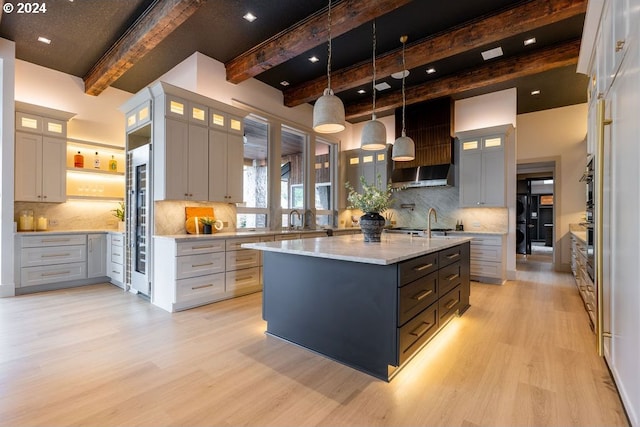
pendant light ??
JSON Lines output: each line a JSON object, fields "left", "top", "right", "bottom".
{"left": 313, "top": 0, "right": 345, "bottom": 134}
{"left": 392, "top": 35, "right": 415, "bottom": 161}
{"left": 360, "top": 20, "right": 387, "bottom": 151}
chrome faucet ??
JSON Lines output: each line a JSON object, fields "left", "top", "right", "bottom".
{"left": 289, "top": 209, "right": 302, "bottom": 229}
{"left": 426, "top": 207, "right": 438, "bottom": 238}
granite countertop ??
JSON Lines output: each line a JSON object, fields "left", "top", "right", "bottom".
{"left": 242, "top": 234, "right": 473, "bottom": 265}
{"left": 570, "top": 229, "right": 587, "bottom": 243}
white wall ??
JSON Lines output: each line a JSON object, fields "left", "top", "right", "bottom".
{"left": 344, "top": 115, "right": 395, "bottom": 151}
{"left": 1, "top": 39, "right": 16, "bottom": 295}
{"left": 516, "top": 103, "right": 588, "bottom": 270}
{"left": 455, "top": 88, "right": 517, "bottom": 132}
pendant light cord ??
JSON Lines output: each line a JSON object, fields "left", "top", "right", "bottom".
{"left": 372, "top": 20, "right": 377, "bottom": 118}
{"left": 326, "top": 0, "right": 332, "bottom": 91}
{"left": 401, "top": 37, "right": 407, "bottom": 136}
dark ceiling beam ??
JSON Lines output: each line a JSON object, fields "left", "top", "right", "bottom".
{"left": 284, "top": 0, "right": 587, "bottom": 107}
{"left": 224, "top": 0, "right": 412, "bottom": 84}
{"left": 83, "top": 0, "right": 206, "bottom": 96}
{"left": 345, "top": 38, "right": 581, "bottom": 121}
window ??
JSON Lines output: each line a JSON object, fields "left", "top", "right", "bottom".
{"left": 314, "top": 138, "right": 336, "bottom": 227}
{"left": 281, "top": 126, "right": 306, "bottom": 228}
{"left": 237, "top": 116, "right": 268, "bottom": 229}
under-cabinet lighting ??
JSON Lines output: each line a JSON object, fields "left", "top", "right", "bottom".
{"left": 243, "top": 12, "right": 257, "bottom": 22}
{"left": 426, "top": 67, "right": 436, "bottom": 74}
{"left": 531, "top": 90, "right": 541, "bottom": 95}
{"left": 309, "top": 56, "right": 320, "bottom": 63}
{"left": 524, "top": 37, "right": 537, "bottom": 46}
{"left": 38, "top": 36, "right": 51, "bottom": 44}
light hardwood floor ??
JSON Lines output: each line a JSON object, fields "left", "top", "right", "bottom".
{"left": 0, "top": 258, "right": 629, "bottom": 426}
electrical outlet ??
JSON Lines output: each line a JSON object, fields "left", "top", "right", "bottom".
{"left": 49, "top": 219, "right": 58, "bottom": 226}
{"left": 472, "top": 222, "right": 481, "bottom": 227}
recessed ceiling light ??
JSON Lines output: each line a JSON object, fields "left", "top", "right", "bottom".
{"left": 37, "top": 36, "right": 51, "bottom": 44}
{"left": 308, "top": 56, "right": 320, "bottom": 63}
{"left": 524, "top": 37, "right": 536, "bottom": 46}
{"left": 243, "top": 12, "right": 257, "bottom": 22}
{"left": 391, "top": 70, "right": 409, "bottom": 79}
{"left": 357, "top": 89, "right": 366, "bottom": 94}
{"left": 481, "top": 46, "right": 503, "bottom": 60}
{"left": 531, "top": 90, "right": 541, "bottom": 95}
{"left": 426, "top": 67, "right": 436, "bottom": 74}
{"left": 374, "top": 82, "right": 391, "bottom": 91}
{"left": 280, "top": 81, "right": 290, "bottom": 87}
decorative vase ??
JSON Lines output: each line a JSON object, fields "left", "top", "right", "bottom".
{"left": 203, "top": 224, "right": 213, "bottom": 234}
{"left": 359, "top": 212, "right": 386, "bottom": 242}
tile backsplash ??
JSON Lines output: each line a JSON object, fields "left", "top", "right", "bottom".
{"left": 339, "top": 185, "right": 508, "bottom": 232}
{"left": 154, "top": 201, "right": 236, "bottom": 235}
{"left": 14, "top": 200, "right": 123, "bottom": 231}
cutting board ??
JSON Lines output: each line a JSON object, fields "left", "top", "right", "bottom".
{"left": 185, "top": 207, "right": 214, "bottom": 234}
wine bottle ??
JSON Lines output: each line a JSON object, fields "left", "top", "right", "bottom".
{"left": 74, "top": 151, "right": 84, "bottom": 168}
{"left": 108, "top": 155, "right": 117, "bottom": 171}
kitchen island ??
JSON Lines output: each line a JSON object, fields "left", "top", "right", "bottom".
{"left": 243, "top": 234, "right": 472, "bottom": 381}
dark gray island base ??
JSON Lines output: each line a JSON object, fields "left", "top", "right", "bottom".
{"left": 254, "top": 236, "right": 471, "bottom": 381}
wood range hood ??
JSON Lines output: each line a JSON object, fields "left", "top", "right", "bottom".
{"left": 391, "top": 97, "right": 455, "bottom": 188}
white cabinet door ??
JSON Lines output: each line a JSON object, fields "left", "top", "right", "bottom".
{"left": 459, "top": 149, "right": 482, "bottom": 207}
{"left": 459, "top": 134, "right": 505, "bottom": 207}
{"left": 187, "top": 124, "right": 209, "bottom": 201}
{"left": 15, "top": 132, "right": 65, "bottom": 202}
{"left": 41, "top": 136, "right": 66, "bottom": 202}
{"left": 226, "top": 132, "right": 244, "bottom": 203}
{"left": 15, "top": 132, "right": 42, "bottom": 202}
{"left": 87, "top": 234, "right": 107, "bottom": 278}
{"left": 208, "top": 127, "right": 228, "bottom": 202}
{"left": 482, "top": 148, "right": 505, "bottom": 207}
{"left": 164, "top": 118, "right": 189, "bottom": 200}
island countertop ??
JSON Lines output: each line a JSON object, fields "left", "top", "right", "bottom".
{"left": 243, "top": 234, "right": 473, "bottom": 265}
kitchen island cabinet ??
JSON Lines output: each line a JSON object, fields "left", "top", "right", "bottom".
{"left": 244, "top": 234, "right": 472, "bottom": 381}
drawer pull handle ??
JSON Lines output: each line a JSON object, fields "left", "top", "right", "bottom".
{"left": 446, "top": 253, "right": 460, "bottom": 259}
{"left": 413, "top": 263, "right": 433, "bottom": 272}
{"left": 585, "top": 302, "right": 594, "bottom": 311}
{"left": 41, "top": 271, "right": 71, "bottom": 277}
{"left": 192, "top": 262, "right": 214, "bottom": 268}
{"left": 236, "top": 257, "right": 254, "bottom": 262}
{"left": 235, "top": 275, "right": 254, "bottom": 282}
{"left": 192, "top": 245, "right": 215, "bottom": 250}
{"left": 410, "top": 321, "right": 432, "bottom": 338}
{"left": 112, "top": 270, "right": 121, "bottom": 274}
{"left": 41, "top": 238, "right": 71, "bottom": 243}
{"left": 586, "top": 285, "right": 594, "bottom": 292}
{"left": 445, "top": 299, "right": 458, "bottom": 310}
{"left": 413, "top": 289, "right": 433, "bottom": 301}
{"left": 445, "top": 273, "right": 460, "bottom": 282}
{"left": 192, "top": 283, "right": 214, "bottom": 290}
{"left": 41, "top": 253, "right": 71, "bottom": 258}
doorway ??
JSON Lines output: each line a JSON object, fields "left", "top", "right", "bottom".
{"left": 517, "top": 161, "right": 555, "bottom": 265}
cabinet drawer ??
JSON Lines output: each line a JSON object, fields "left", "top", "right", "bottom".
{"left": 470, "top": 245, "right": 502, "bottom": 260}
{"left": 471, "top": 260, "right": 501, "bottom": 278}
{"left": 439, "top": 261, "right": 462, "bottom": 296}
{"left": 176, "top": 273, "right": 225, "bottom": 303}
{"left": 176, "top": 252, "right": 225, "bottom": 279}
{"left": 226, "top": 237, "right": 260, "bottom": 251}
{"left": 398, "top": 303, "right": 438, "bottom": 365}
{"left": 21, "top": 234, "right": 86, "bottom": 248}
{"left": 20, "top": 262, "right": 87, "bottom": 287}
{"left": 109, "top": 261, "right": 124, "bottom": 283}
{"left": 439, "top": 245, "right": 463, "bottom": 268}
{"left": 399, "top": 253, "right": 439, "bottom": 286}
{"left": 470, "top": 235, "right": 502, "bottom": 246}
{"left": 21, "top": 245, "right": 86, "bottom": 267}
{"left": 176, "top": 239, "right": 225, "bottom": 256}
{"left": 226, "top": 250, "right": 260, "bottom": 271}
{"left": 439, "top": 285, "right": 462, "bottom": 325}
{"left": 225, "top": 267, "right": 261, "bottom": 293}
{"left": 111, "top": 245, "right": 124, "bottom": 265}
{"left": 110, "top": 234, "right": 124, "bottom": 247}
{"left": 398, "top": 271, "right": 438, "bottom": 326}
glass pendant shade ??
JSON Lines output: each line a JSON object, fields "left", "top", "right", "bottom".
{"left": 392, "top": 132, "right": 415, "bottom": 161}
{"left": 361, "top": 114, "right": 387, "bottom": 150}
{"left": 313, "top": 88, "right": 346, "bottom": 133}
